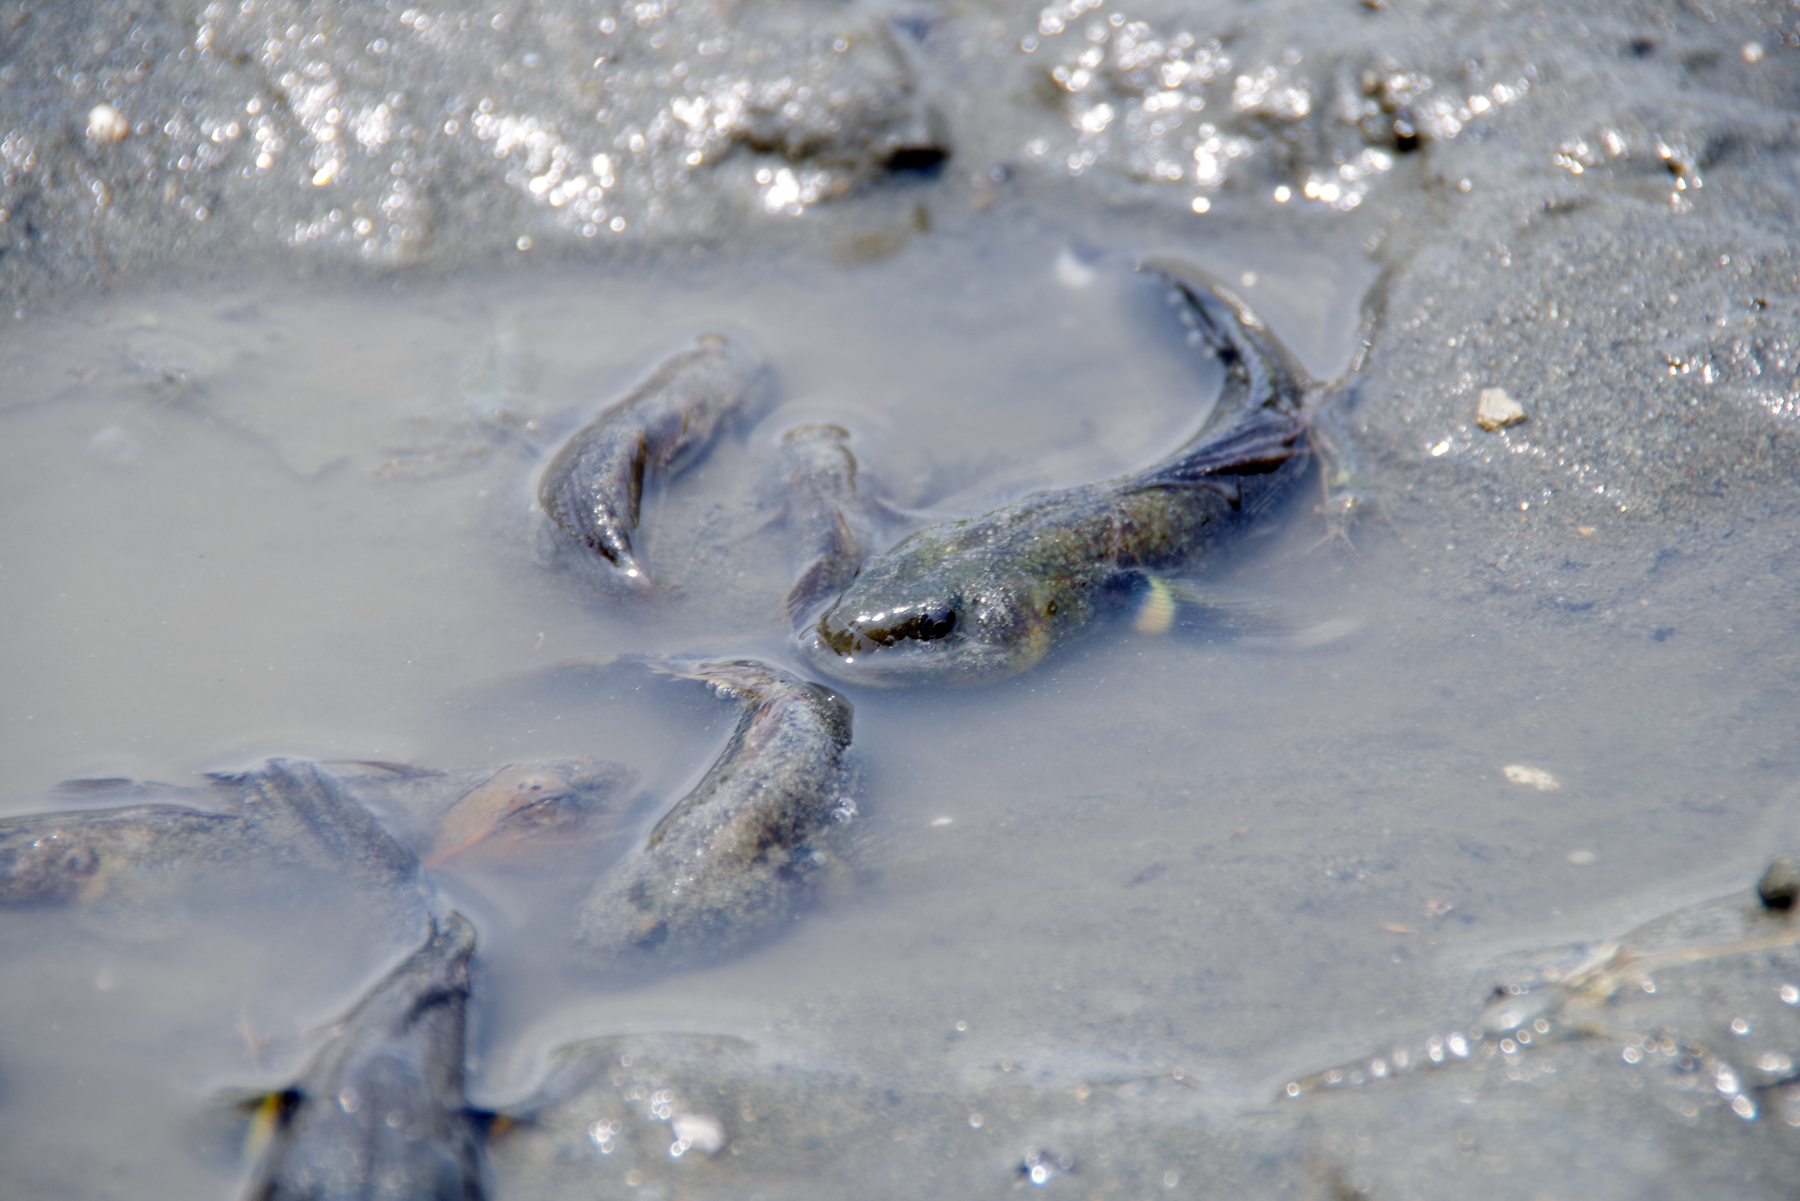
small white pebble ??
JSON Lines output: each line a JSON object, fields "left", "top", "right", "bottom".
{"left": 87, "top": 103, "right": 129, "bottom": 143}
{"left": 1476, "top": 387, "right": 1526, "bottom": 431}
{"left": 1502, "top": 765, "right": 1559, "bottom": 791}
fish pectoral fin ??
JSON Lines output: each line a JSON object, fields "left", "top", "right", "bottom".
{"left": 1126, "top": 575, "right": 1284, "bottom": 636}
{"left": 190, "top": 1087, "right": 303, "bottom": 1168}
{"left": 1130, "top": 575, "right": 1358, "bottom": 649}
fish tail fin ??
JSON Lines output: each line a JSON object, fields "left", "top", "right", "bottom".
{"left": 1141, "top": 257, "right": 1315, "bottom": 422}
{"left": 1127, "top": 258, "right": 1316, "bottom": 498}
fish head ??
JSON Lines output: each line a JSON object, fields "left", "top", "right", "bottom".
{"left": 802, "top": 551, "right": 1058, "bottom": 686}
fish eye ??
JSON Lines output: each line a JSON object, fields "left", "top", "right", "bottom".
{"left": 852, "top": 600, "right": 958, "bottom": 648}
{"left": 917, "top": 604, "right": 957, "bottom": 640}
{"left": 887, "top": 602, "right": 957, "bottom": 644}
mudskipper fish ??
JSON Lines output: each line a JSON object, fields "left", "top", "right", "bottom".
{"left": 803, "top": 263, "right": 1318, "bottom": 686}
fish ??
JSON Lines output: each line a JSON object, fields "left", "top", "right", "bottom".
{"left": 0, "top": 759, "right": 421, "bottom": 914}
{"left": 11, "top": 757, "right": 640, "bottom": 887}
{"left": 801, "top": 262, "right": 1317, "bottom": 686}
{"left": 241, "top": 913, "right": 487, "bottom": 1201}
{"left": 572, "top": 658, "right": 854, "bottom": 971}
{"left": 777, "top": 422, "right": 879, "bottom": 629}
{"left": 537, "top": 333, "right": 767, "bottom": 587}
{"left": 422, "top": 761, "right": 636, "bottom": 869}
{"left": 0, "top": 803, "right": 238, "bottom": 904}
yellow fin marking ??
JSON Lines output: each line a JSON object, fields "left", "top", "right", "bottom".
{"left": 242, "top": 1092, "right": 284, "bottom": 1166}
{"left": 1134, "top": 576, "right": 1177, "bottom": 636}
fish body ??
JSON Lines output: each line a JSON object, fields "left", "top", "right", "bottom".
{"left": 0, "top": 758, "right": 636, "bottom": 902}
{"left": 802, "top": 266, "right": 1314, "bottom": 686}
{"left": 778, "top": 423, "right": 878, "bottom": 628}
{"left": 244, "top": 913, "right": 485, "bottom": 1201}
{"left": 538, "top": 333, "right": 766, "bottom": 586}
{"left": 573, "top": 659, "right": 854, "bottom": 970}
{"left": 0, "top": 803, "right": 237, "bottom": 904}
{"left": 0, "top": 759, "right": 421, "bottom": 913}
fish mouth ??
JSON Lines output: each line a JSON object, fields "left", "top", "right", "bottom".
{"left": 800, "top": 623, "right": 946, "bottom": 686}
{"left": 798, "top": 623, "right": 1018, "bottom": 688}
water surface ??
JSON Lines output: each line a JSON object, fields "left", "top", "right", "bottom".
{"left": 1, "top": 215, "right": 1793, "bottom": 1195}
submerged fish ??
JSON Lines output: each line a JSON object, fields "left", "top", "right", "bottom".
{"left": 0, "top": 802, "right": 237, "bottom": 904}
{"left": 0, "top": 758, "right": 420, "bottom": 908}
{"left": 537, "top": 333, "right": 766, "bottom": 586}
{"left": 572, "top": 658, "right": 854, "bottom": 971}
{"left": 242, "top": 913, "right": 486, "bottom": 1201}
{"left": 422, "top": 760, "right": 636, "bottom": 869}
{"left": 0, "top": 758, "right": 636, "bottom": 899}
{"left": 778, "top": 423, "right": 879, "bottom": 629}
{"left": 226, "top": 757, "right": 422, "bottom": 889}
{"left": 802, "top": 263, "right": 1316, "bottom": 686}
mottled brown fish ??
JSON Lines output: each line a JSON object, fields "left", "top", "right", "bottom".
{"left": 0, "top": 759, "right": 419, "bottom": 908}
{"left": 801, "top": 263, "right": 1318, "bottom": 686}
{"left": 0, "top": 802, "right": 237, "bottom": 905}
{"left": 2, "top": 759, "right": 638, "bottom": 894}
{"left": 572, "top": 658, "right": 854, "bottom": 971}
{"left": 537, "top": 333, "right": 766, "bottom": 587}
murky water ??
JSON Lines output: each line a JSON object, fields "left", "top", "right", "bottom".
{"left": 2, "top": 211, "right": 1795, "bottom": 1196}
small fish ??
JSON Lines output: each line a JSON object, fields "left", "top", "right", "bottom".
{"left": 802, "top": 263, "right": 1317, "bottom": 686}
{"left": 572, "top": 659, "right": 854, "bottom": 970}
{"left": 778, "top": 423, "right": 878, "bottom": 628}
{"left": 0, "top": 759, "right": 421, "bottom": 911}
{"left": 0, "top": 803, "right": 237, "bottom": 904}
{"left": 537, "top": 333, "right": 767, "bottom": 586}
{"left": 241, "top": 913, "right": 487, "bottom": 1201}
{"left": 423, "top": 761, "right": 634, "bottom": 869}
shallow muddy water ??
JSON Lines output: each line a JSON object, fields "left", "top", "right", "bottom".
{"left": 2, "top": 211, "right": 1797, "bottom": 1197}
